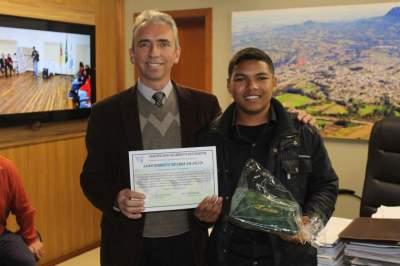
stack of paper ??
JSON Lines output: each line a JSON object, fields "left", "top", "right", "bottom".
{"left": 318, "top": 241, "right": 345, "bottom": 266}
{"left": 344, "top": 241, "right": 400, "bottom": 265}
{"left": 316, "top": 217, "right": 352, "bottom": 266}
{"left": 339, "top": 217, "right": 400, "bottom": 266}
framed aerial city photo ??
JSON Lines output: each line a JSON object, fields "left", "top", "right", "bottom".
{"left": 232, "top": 2, "right": 400, "bottom": 140}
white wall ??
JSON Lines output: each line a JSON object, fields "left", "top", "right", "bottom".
{"left": 124, "top": 0, "right": 394, "bottom": 218}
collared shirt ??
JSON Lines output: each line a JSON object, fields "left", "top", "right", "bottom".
{"left": 137, "top": 80, "right": 173, "bottom": 106}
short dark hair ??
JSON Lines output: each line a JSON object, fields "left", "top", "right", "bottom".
{"left": 228, "top": 47, "right": 275, "bottom": 78}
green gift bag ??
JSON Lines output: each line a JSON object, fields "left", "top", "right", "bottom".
{"left": 229, "top": 159, "right": 301, "bottom": 236}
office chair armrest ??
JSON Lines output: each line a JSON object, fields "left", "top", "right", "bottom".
{"left": 338, "top": 188, "right": 362, "bottom": 200}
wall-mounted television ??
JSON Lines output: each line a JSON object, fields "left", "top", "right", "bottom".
{"left": 0, "top": 14, "right": 95, "bottom": 127}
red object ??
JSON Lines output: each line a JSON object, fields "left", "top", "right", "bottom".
{"left": 0, "top": 156, "right": 37, "bottom": 244}
{"left": 5, "top": 56, "right": 13, "bottom": 65}
{"left": 80, "top": 77, "right": 91, "bottom": 98}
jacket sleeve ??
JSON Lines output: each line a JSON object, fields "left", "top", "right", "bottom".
{"left": 209, "top": 94, "right": 222, "bottom": 122}
{"left": 6, "top": 159, "right": 37, "bottom": 245}
{"left": 300, "top": 126, "right": 339, "bottom": 223}
{"left": 198, "top": 93, "right": 221, "bottom": 128}
{"left": 80, "top": 104, "right": 122, "bottom": 220}
{"left": 195, "top": 93, "right": 221, "bottom": 146}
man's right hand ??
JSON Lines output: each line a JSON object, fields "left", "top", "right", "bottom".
{"left": 28, "top": 239, "right": 44, "bottom": 261}
{"left": 278, "top": 216, "right": 310, "bottom": 245}
{"left": 195, "top": 195, "right": 223, "bottom": 223}
{"left": 116, "top": 188, "right": 145, "bottom": 219}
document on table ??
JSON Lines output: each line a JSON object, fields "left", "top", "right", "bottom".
{"left": 372, "top": 205, "right": 400, "bottom": 219}
{"left": 129, "top": 146, "right": 218, "bottom": 212}
{"left": 316, "top": 216, "right": 353, "bottom": 246}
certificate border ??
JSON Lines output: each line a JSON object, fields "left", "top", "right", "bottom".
{"left": 129, "top": 146, "right": 218, "bottom": 212}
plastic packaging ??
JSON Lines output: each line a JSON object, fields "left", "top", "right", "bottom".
{"left": 229, "top": 159, "right": 325, "bottom": 245}
{"left": 302, "top": 214, "right": 325, "bottom": 247}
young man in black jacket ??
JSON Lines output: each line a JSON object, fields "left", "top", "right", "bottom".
{"left": 201, "top": 47, "right": 338, "bottom": 266}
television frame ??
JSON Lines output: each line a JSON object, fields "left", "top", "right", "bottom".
{"left": 0, "top": 14, "right": 96, "bottom": 127}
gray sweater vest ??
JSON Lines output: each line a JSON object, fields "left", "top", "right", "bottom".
{"left": 137, "top": 89, "right": 189, "bottom": 238}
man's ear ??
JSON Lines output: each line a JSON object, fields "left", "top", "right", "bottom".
{"left": 227, "top": 78, "right": 233, "bottom": 95}
{"left": 174, "top": 47, "right": 181, "bottom": 64}
{"left": 129, "top": 48, "right": 135, "bottom": 64}
{"left": 272, "top": 76, "right": 277, "bottom": 93}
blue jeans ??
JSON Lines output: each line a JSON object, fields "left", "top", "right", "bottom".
{"left": 33, "top": 61, "right": 38, "bottom": 79}
{"left": 0, "top": 230, "right": 36, "bottom": 266}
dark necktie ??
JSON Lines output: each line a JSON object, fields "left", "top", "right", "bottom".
{"left": 152, "top": 91, "right": 165, "bottom": 107}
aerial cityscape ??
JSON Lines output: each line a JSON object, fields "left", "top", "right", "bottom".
{"left": 232, "top": 3, "right": 400, "bottom": 139}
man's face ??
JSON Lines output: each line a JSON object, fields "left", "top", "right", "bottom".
{"left": 228, "top": 60, "right": 276, "bottom": 125}
{"left": 130, "top": 22, "right": 180, "bottom": 90}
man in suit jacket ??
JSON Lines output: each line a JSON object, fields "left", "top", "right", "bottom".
{"left": 80, "top": 10, "right": 223, "bottom": 266}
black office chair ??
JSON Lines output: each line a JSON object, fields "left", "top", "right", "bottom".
{"left": 359, "top": 116, "right": 400, "bottom": 217}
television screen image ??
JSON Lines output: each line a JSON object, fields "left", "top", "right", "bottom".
{"left": 0, "top": 14, "right": 95, "bottom": 126}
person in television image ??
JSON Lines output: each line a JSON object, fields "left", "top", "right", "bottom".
{"left": 0, "top": 54, "right": 6, "bottom": 77}
{"left": 5, "top": 54, "right": 13, "bottom": 78}
{"left": 31, "top": 47, "right": 39, "bottom": 79}
{"left": 77, "top": 65, "right": 92, "bottom": 108}
{"left": 0, "top": 155, "right": 45, "bottom": 266}
{"left": 69, "top": 62, "right": 85, "bottom": 94}
{"left": 69, "top": 63, "right": 94, "bottom": 108}
{"left": 78, "top": 61, "right": 85, "bottom": 76}
{"left": 11, "top": 53, "right": 18, "bottom": 75}
{"left": 199, "top": 47, "right": 339, "bottom": 266}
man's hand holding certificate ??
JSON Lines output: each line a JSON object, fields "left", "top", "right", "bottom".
{"left": 116, "top": 189, "right": 145, "bottom": 219}
{"left": 119, "top": 147, "right": 222, "bottom": 222}
{"left": 195, "top": 195, "right": 223, "bottom": 223}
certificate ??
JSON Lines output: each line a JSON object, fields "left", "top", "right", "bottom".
{"left": 129, "top": 146, "right": 218, "bottom": 212}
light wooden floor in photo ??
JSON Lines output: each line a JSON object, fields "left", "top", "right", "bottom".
{"left": 0, "top": 72, "right": 74, "bottom": 114}
{"left": 56, "top": 248, "right": 100, "bottom": 266}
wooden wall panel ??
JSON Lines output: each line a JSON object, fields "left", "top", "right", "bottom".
{"left": 95, "top": 0, "right": 125, "bottom": 99}
{"left": 167, "top": 8, "right": 212, "bottom": 91}
{"left": 0, "top": 0, "right": 125, "bottom": 264}
{"left": 3, "top": 137, "right": 101, "bottom": 265}
{"left": 0, "top": 0, "right": 95, "bottom": 25}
